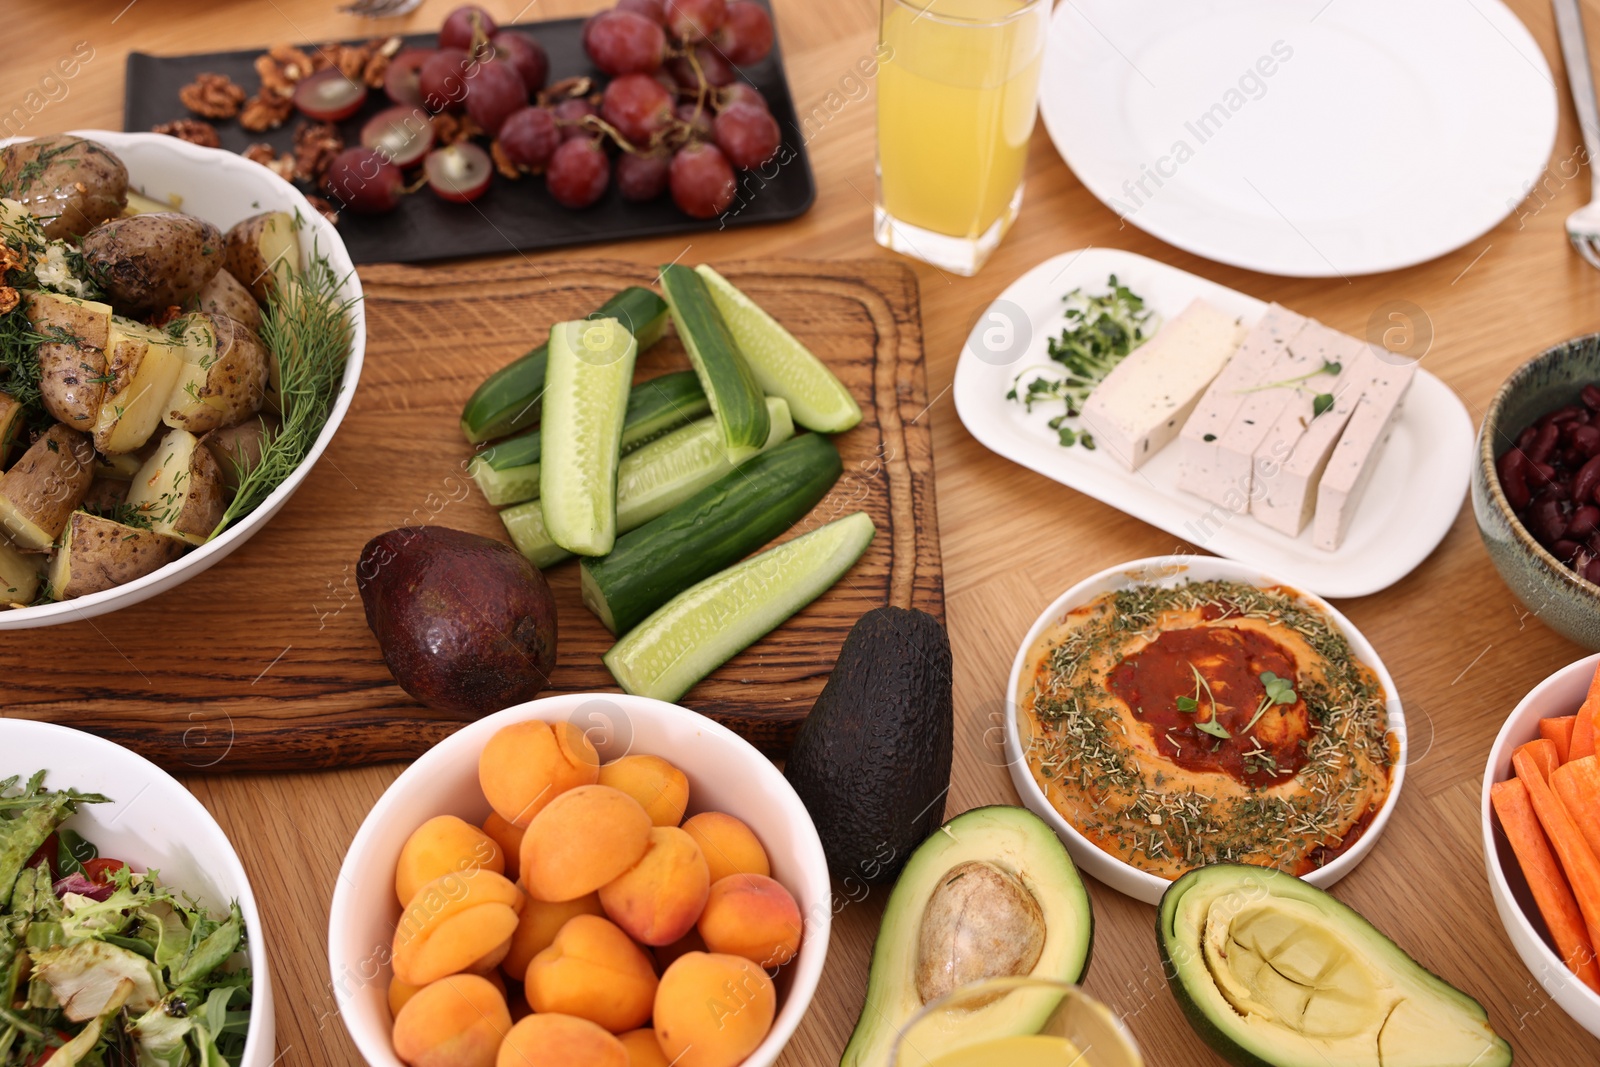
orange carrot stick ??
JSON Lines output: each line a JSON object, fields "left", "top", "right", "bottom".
{"left": 1514, "top": 743, "right": 1600, "bottom": 949}
{"left": 1516, "top": 738, "right": 1562, "bottom": 782}
{"left": 1553, "top": 756, "right": 1600, "bottom": 859}
{"left": 1493, "top": 778, "right": 1600, "bottom": 993}
{"left": 1570, "top": 665, "right": 1600, "bottom": 761}
{"left": 1542, "top": 715, "right": 1578, "bottom": 765}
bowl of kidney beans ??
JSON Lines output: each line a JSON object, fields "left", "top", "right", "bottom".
{"left": 1475, "top": 335, "right": 1600, "bottom": 649}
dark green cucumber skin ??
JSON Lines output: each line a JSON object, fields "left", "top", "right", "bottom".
{"left": 481, "top": 371, "right": 707, "bottom": 472}
{"left": 658, "top": 264, "right": 769, "bottom": 453}
{"left": 459, "top": 287, "right": 669, "bottom": 444}
{"left": 582, "top": 433, "right": 842, "bottom": 635}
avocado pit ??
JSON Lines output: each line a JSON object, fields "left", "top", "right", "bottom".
{"left": 914, "top": 860, "right": 1046, "bottom": 1005}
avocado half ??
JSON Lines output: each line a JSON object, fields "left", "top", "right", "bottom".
{"left": 1157, "top": 864, "right": 1511, "bottom": 1067}
{"left": 840, "top": 806, "right": 1093, "bottom": 1067}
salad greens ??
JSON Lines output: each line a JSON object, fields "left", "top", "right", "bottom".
{"left": 0, "top": 771, "right": 252, "bottom": 1067}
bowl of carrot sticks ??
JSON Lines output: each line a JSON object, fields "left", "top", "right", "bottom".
{"left": 1483, "top": 652, "right": 1600, "bottom": 1037}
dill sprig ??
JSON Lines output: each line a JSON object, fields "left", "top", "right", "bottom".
{"left": 209, "top": 249, "right": 356, "bottom": 539}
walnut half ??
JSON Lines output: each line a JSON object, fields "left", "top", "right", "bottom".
{"left": 178, "top": 72, "right": 247, "bottom": 120}
{"left": 151, "top": 119, "right": 221, "bottom": 148}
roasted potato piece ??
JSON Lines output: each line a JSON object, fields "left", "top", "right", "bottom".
{"left": 223, "top": 211, "right": 299, "bottom": 303}
{"left": 163, "top": 312, "right": 270, "bottom": 433}
{"left": 201, "top": 413, "right": 279, "bottom": 495}
{"left": 80, "top": 212, "right": 223, "bottom": 314}
{"left": 0, "top": 135, "right": 128, "bottom": 240}
{"left": 0, "top": 425, "right": 94, "bottom": 550}
{"left": 195, "top": 268, "right": 262, "bottom": 335}
{"left": 0, "top": 537, "right": 42, "bottom": 606}
{"left": 25, "top": 290, "right": 114, "bottom": 430}
{"left": 0, "top": 391, "right": 23, "bottom": 468}
{"left": 47, "top": 510, "right": 187, "bottom": 600}
{"left": 126, "top": 427, "right": 226, "bottom": 545}
{"left": 81, "top": 476, "right": 128, "bottom": 512}
{"left": 92, "top": 318, "right": 186, "bottom": 455}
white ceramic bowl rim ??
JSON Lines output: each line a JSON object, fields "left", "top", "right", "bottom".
{"left": 0, "top": 129, "right": 365, "bottom": 627}
{"left": 1004, "top": 554, "right": 1409, "bottom": 901}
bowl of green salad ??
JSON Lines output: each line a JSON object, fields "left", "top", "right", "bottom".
{"left": 0, "top": 719, "right": 270, "bottom": 1066}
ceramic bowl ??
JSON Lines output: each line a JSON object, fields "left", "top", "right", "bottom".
{"left": 0, "top": 719, "right": 274, "bottom": 1064}
{"left": 1481, "top": 652, "right": 1600, "bottom": 1039}
{"left": 0, "top": 129, "right": 364, "bottom": 629}
{"left": 1473, "top": 334, "right": 1600, "bottom": 649}
{"left": 1004, "top": 555, "right": 1408, "bottom": 905}
{"left": 329, "top": 693, "right": 830, "bottom": 1067}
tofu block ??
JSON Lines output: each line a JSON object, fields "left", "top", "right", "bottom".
{"left": 1177, "top": 304, "right": 1309, "bottom": 507}
{"left": 1311, "top": 355, "right": 1418, "bottom": 551}
{"left": 1079, "top": 299, "right": 1245, "bottom": 471}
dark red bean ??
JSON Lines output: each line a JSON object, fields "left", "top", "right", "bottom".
{"left": 1529, "top": 461, "right": 1559, "bottom": 489}
{"left": 1590, "top": 530, "right": 1600, "bottom": 555}
{"left": 1518, "top": 426, "right": 1539, "bottom": 451}
{"left": 1584, "top": 383, "right": 1600, "bottom": 411}
{"left": 1570, "top": 505, "right": 1600, "bottom": 539}
{"left": 1499, "top": 449, "right": 1533, "bottom": 511}
{"left": 1586, "top": 556, "right": 1600, "bottom": 585}
{"left": 1570, "top": 424, "right": 1600, "bottom": 454}
{"left": 1574, "top": 454, "right": 1600, "bottom": 504}
{"left": 1531, "top": 421, "right": 1562, "bottom": 464}
{"left": 1551, "top": 404, "right": 1586, "bottom": 424}
{"left": 1533, "top": 497, "right": 1568, "bottom": 543}
{"left": 1554, "top": 538, "right": 1581, "bottom": 559}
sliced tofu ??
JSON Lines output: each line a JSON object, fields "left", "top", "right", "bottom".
{"left": 92, "top": 317, "right": 186, "bottom": 455}
{"left": 1079, "top": 299, "right": 1245, "bottom": 471}
{"left": 1177, "top": 304, "right": 1309, "bottom": 507}
{"left": 1312, "top": 356, "right": 1418, "bottom": 551}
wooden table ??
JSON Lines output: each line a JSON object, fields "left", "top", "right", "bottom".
{"left": 5, "top": 0, "right": 1600, "bottom": 1061}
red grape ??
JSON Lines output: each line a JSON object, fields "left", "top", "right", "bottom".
{"left": 552, "top": 97, "right": 598, "bottom": 140}
{"left": 546, "top": 137, "right": 611, "bottom": 208}
{"left": 717, "top": 81, "right": 768, "bottom": 113}
{"left": 384, "top": 48, "right": 434, "bottom": 106}
{"left": 492, "top": 31, "right": 550, "bottom": 93}
{"left": 675, "top": 101, "right": 714, "bottom": 141}
{"left": 618, "top": 0, "right": 668, "bottom": 23}
{"left": 424, "top": 142, "right": 494, "bottom": 202}
{"left": 325, "top": 147, "right": 405, "bottom": 214}
{"left": 666, "top": 0, "right": 727, "bottom": 41}
{"left": 498, "top": 106, "right": 561, "bottom": 170}
{"left": 667, "top": 44, "right": 734, "bottom": 90}
{"left": 713, "top": 101, "right": 779, "bottom": 168}
{"left": 616, "top": 150, "right": 670, "bottom": 201}
{"left": 601, "top": 73, "right": 675, "bottom": 147}
{"left": 439, "top": 4, "right": 497, "bottom": 51}
{"left": 669, "top": 141, "right": 735, "bottom": 218}
{"left": 293, "top": 68, "right": 369, "bottom": 122}
{"left": 464, "top": 58, "right": 529, "bottom": 136}
{"left": 584, "top": 9, "right": 668, "bottom": 76}
{"left": 361, "top": 106, "right": 436, "bottom": 168}
{"left": 420, "top": 48, "right": 472, "bottom": 112}
{"left": 717, "top": 1, "right": 774, "bottom": 65}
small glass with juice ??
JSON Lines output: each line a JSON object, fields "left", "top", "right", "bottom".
{"left": 874, "top": 0, "right": 1050, "bottom": 276}
{"left": 889, "top": 977, "right": 1143, "bottom": 1067}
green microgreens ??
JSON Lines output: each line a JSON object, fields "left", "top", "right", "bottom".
{"left": 1312, "top": 393, "right": 1335, "bottom": 417}
{"left": 1244, "top": 670, "right": 1298, "bottom": 733}
{"left": 1175, "top": 661, "right": 1215, "bottom": 714}
{"left": 1196, "top": 718, "right": 1231, "bottom": 740}
{"left": 1237, "top": 359, "right": 1342, "bottom": 394}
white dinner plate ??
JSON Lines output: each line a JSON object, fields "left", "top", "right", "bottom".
{"left": 1038, "top": 0, "right": 1557, "bottom": 277}
{"left": 952, "top": 248, "right": 1474, "bottom": 598}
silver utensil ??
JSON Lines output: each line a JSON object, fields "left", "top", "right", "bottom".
{"left": 1554, "top": 0, "right": 1600, "bottom": 268}
{"left": 338, "top": 0, "right": 422, "bottom": 18}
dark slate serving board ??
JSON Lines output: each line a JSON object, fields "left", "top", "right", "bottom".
{"left": 122, "top": 2, "right": 814, "bottom": 264}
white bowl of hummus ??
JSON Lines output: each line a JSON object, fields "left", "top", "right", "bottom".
{"left": 1005, "top": 555, "right": 1407, "bottom": 904}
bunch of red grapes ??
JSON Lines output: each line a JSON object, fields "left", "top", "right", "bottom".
{"left": 321, "top": 0, "right": 779, "bottom": 220}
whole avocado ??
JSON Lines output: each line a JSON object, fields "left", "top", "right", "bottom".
{"left": 784, "top": 606, "right": 953, "bottom": 885}
{"left": 357, "top": 525, "right": 558, "bottom": 717}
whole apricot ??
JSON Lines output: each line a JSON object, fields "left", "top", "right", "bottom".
{"left": 618, "top": 1029, "right": 671, "bottom": 1067}
{"left": 396, "top": 815, "right": 506, "bottom": 906}
{"left": 393, "top": 868, "right": 525, "bottom": 987}
{"left": 697, "top": 873, "right": 803, "bottom": 968}
{"left": 654, "top": 952, "right": 775, "bottom": 1067}
{"left": 392, "top": 974, "right": 511, "bottom": 1067}
{"left": 521, "top": 785, "right": 652, "bottom": 902}
{"left": 501, "top": 890, "right": 606, "bottom": 980}
{"left": 599, "top": 826, "right": 710, "bottom": 946}
{"left": 388, "top": 975, "right": 423, "bottom": 1018}
{"left": 524, "top": 914, "right": 658, "bottom": 1033}
{"left": 496, "top": 1014, "right": 627, "bottom": 1067}
{"left": 479, "top": 720, "right": 600, "bottom": 827}
{"left": 598, "top": 755, "right": 690, "bottom": 827}
{"left": 680, "top": 812, "right": 770, "bottom": 884}
{"left": 481, "top": 811, "right": 525, "bottom": 862}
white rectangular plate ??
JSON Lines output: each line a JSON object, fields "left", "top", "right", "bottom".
{"left": 952, "top": 248, "right": 1473, "bottom": 598}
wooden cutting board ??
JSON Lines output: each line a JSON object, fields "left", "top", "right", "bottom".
{"left": 0, "top": 258, "right": 943, "bottom": 772}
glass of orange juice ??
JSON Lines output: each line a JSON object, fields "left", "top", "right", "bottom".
{"left": 874, "top": 0, "right": 1050, "bottom": 276}
{"left": 889, "top": 977, "right": 1143, "bottom": 1067}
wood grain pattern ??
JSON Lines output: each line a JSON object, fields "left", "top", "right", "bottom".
{"left": 4, "top": 0, "right": 1600, "bottom": 1063}
{"left": 0, "top": 258, "right": 942, "bottom": 765}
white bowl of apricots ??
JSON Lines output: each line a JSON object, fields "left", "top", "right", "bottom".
{"left": 328, "top": 693, "right": 830, "bottom": 1067}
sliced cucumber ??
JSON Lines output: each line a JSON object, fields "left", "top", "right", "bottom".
{"left": 469, "top": 371, "right": 708, "bottom": 507}
{"left": 499, "top": 397, "right": 794, "bottom": 569}
{"left": 603, "top": 511, "right": 876, "bottom": 701}
{"left": 659, "top": 264, "right": 769, "bottom": 462}
{"left": 695, "top": 265, "right": 863, "bottom": 433}
{"left": 459, "top": 287, "right": 668, "bottom": 444}
{"left": 582, "top": 433, "right": 843, "bottom": 635}
{"left": 539, "top": 317, "right": 638, "bottom": 556}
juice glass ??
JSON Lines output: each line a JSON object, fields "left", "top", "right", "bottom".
{"left": 875, "top": 0, "right": 1049, "bottom": 276}
{"left": 888, "top": 977, "right": 1143, "bottom": 1067}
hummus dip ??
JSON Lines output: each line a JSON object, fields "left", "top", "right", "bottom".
{"left": 1017, "top": 579, "right": 1396, "bottom": 881}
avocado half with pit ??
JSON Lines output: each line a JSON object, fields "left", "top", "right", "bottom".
{"left": 840, "top": 806, "right": 1093, "bottom": 1067}
{"left": 1158, "top": 864, "right": 1511, "bottom": 1067}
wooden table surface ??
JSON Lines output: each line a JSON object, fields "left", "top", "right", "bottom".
{"left": 5, "top": 0, "right": 1600, "bottom": 1062}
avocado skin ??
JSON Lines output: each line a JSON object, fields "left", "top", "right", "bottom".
{"left": 784, "top": 606, "right": 952, "bottom": 885}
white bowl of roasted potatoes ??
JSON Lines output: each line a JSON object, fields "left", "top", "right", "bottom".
{"left": 0, "top": 129, "right": 364, "bottom": 627}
